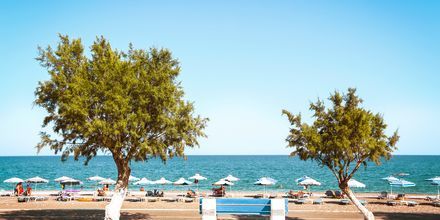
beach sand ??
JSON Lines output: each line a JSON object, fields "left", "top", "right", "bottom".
{"left": 0, "top": 191, "right": 439, "bottom": 219}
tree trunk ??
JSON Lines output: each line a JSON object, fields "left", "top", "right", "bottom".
{"left": 340, "top": 184, "right": 374, "bottom": 220}
{"left": 104, "top": 157, "right": 131, "bottom": 220}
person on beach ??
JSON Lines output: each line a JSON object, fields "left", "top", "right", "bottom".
{"left": 14, "top": 182, "right": 24, "bottom": 196}
{"left": 25, "top": 184, "right": 32, "bottom": 196}
{"left": 186, "top": 189, "right": 196, "bottom": 198}
{"left": 103, "top": 184, "right": 109, "bottom": 191}
{"left": 140, "top": 186, "right": 145, "bottom": 191}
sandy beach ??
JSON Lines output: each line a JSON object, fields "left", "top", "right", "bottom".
{"left": 0, "top": 191, "right": 439, "bottom": 219}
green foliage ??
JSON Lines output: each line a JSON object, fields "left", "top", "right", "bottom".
{"left": 35, "top": 35, "right": 208, "bottom": 166}
{"left": 283, "top": 88, "right": 399, "bottom": 183}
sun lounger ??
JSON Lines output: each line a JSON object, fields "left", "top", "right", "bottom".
{"left": 76, "top": 197, "right": 95, "bottom": 202}
{"left": 340, "top": 199, "right": 350, "bottom": 205}
{"left": 377, "top": 191, "right": 388, "bottom": 199}
{"left": 0, "top": 191, "right": 12, "bottom": 197}
{"left": 147, "top": 198, "right": 158, "bottom": 202}
{"left": 57, "top": 195, "right": 74, "bottom": 202}
{"left": 387, "top": 200, "right": 398, "bottom": 206}
{"left": 17, "top": 196, "right": 31, "bottom": 203}
{"left": 162, "top": 197, "right": 178, "bottom": 202}
{"left": 125, "top": 197, "right": 145, "bottom": 202}
{"left": 406, "top": 201, "right": 418, "bottom": 206}
{"left": 184, "top": 198, "right": 195, "bottom": 203}
{"left": 425, "top": 196, "right": 438, "bottom": 201}
{"left": 396, "top": 194, "right": 406, "bottom": 200}
{"left": 253, "top": 194, "right": 264, "bottom": 198}
{"left": 325, "top": 190, "right": 335, "bottom": 198}
{"left": 295, "top": 199, "right": 307, "bottom": 204}
{"left": 313, "top": 198, "right": 324, "bottom": 204}
{"left": 334, "top": 191, "right": 344, "bottom": 199}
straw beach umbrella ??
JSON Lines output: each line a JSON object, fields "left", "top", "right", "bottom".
{"left": 254, "top": 177, "right": 276, "bottom": 195}
{"left": 129, "top": 175, "right": 140, "bottom": 182}
{"left": 60, "top": 179, "right": 83, "bottom": 191}
{"left": 54, "top": 176, "right": 73, "bottom": 182}
{"left": 431, "top": 180, "right": 440, "bottom": 200}
{"left": 425, "top": 176, "right": 440, "bottom": 181}
{"left": 189, "top": 173, "right": 207, "bottom": 192}
{"left": 155, "top": 177, "right": 172, "bottom": 185}
{"left": 25, "top": 176, "right": 49, "bottom": 192}
{"left": 295, "top": 176, "right": 311, "bottom": 183}
{"left": 133, "top": 178, "right": 155, "bottom": 186}
{"left": 3, "top": 177, "right": 23, "bottom": 193}
{"left": 213, "top": 179, "right": 234, "bottom": 186}
{"left": 87, "top": 175, "right": 107, "bottom": 192}
{"left": 382, "top": 176, "right": 399, "bottom": 182}
{"left": 297, "top": 177, "right": 321, "bottom": 195}
{"left": 224, "top": 175, "right": 239, "bottom": 182}
{"left": 87, "top": 176, "right": 106, "bottom": 182}
{"left": 154, "top": 177, "right": 172, "bottom": 191}
{"left": 224, "top": 175, "right": 239, "bottom": 191}
{"left": 174, "top": 178, "right": 192, "bottom": 186}
{"left": 99, "top": 178, "right": 116, "bottom": 185}
{"left": 348, "top": 179, "right": 366, "bottom": 188}
{"left": 382, "top": 176, "right": 399, "bottom": 195}
{"left": 4, "top": 177, "right": 23, "bottom": 183}
{"left": 348, "top": 179, "right": 366, "bottom": 196}
{"left": 389, "top": 179, "right": 415, "bottom": 201}
{"left": 213, "top": 179, "right": 233, "bottom": 197}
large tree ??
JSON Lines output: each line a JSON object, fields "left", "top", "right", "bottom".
{"left": 282, "top": 88, "right": 399, "bottom": 220}
{"left": 35, "top": 35, "right": 207, "bottom": 219}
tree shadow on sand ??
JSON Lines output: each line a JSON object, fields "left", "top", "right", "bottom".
{"left": 0, "top": 209, "right": 152, "bottom": 220}
{"left": 221, "top": 212, "right": 440, "bottom": 220}
{"left": 374, "top": 212, "right": 440, "bottom": 220}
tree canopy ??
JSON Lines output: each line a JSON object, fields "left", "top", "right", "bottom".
{"left": 283, "top": 88, "right": 399, "bottom": 219}
{"left": 34, "top": 35, "right": 208, "bottom": 183}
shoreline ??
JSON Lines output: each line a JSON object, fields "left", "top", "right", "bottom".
{"left": 2, "top": 190, "right": 438, "bottom": 198}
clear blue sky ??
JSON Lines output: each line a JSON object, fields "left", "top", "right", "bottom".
{"left": 0, "top": 1, "right": 439, "bottom": 156}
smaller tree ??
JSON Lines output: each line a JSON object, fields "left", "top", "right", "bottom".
{"left": 282, "top": 88, "right": 399, "bottom": 220}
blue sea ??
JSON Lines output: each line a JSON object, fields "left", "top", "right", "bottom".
{"left": 0, "top": 155, "right": 439, "bottom": 194}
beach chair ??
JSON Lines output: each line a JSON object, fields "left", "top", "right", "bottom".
{"left": 325, "top": 190, "right": 335, "bottom": 198}
{"left": 185, "top": 198, "right": 195, "bottom": 203}
{"left": 17, "top": 196, "right": 31, "bottom": 203}
{"left": 146, "top": 190, "right": 154, "bottom": 197}
{"left": 295, "top": 198, "right": 307, "bottom": 204}
{"left": 125, "top": 197, "right": 145, "bottom": 202}
{"left": 269, "top": 194, "right": 277, "bottom": 199}
{"left": 313, "top": 198, "right": 324, "bottom": 205}
{"left": 0, "top": 190, "right": 11, "bottom": 197}
{"left": 377, "top": 191, "right": 388, "bottom": 199}
{"left": 433, "top": 201, "right": 440, "bottom": 207}
{"left": 199, "top": 198, "right": 288, "bottom": 220}
{"left": 147, "top": 198, "right": 158, "bottom": 202}
{"left": 406, "top": 201, "right": 418, "bottom": 206}
{"left": 340, "top": 199, "right": 350, "bottom": 205}
{"left": 425, "top": 196, "right": 437, "bottom": 201}
{"left": 387, "top": 200, "right": 398, "bottom": 206}
{"left": 57, "top": 194, "right": 73, "bottom": 202}
{"left": 334, "top": 191, "right": 344, "bottom": 199}
{"left": 396, "top": 194, "right": 406, "bottom": 200}
{"left": 253, "top": 193, "right": 264, "bottom": 198}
